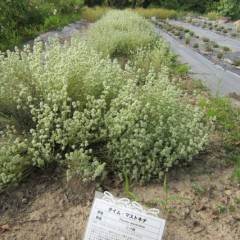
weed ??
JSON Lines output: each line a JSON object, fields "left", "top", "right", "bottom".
{"left": 235, "top": 197, "right": 240, "bottom": 205}
{"left": 202, "top": 36, "right": 209, "bottom": 42}
{"left": 151, "top": 175, "right": 190, "bottom": 213}
{"left": 223, "top": 46, "right": 230, "bottom": 51}
{"left": 193, "top": 42, "right": 199, "bottom": 48}
{"left": 189, "top": 31, "right": 194, "bottom": 36}
{"left": 176, "top": 64, "right": 189, "bottom": 76}
{"left": 215, "top": 203, "right": 225, "bottom": 214}
{"left": 231, "top": 156, "right": 240, "bottom": 181}
{"left": 205, "top": 45, "right": 213, "bottom": 52}
{"left": 233, "top": 59, "right": 240, "bottom": 66}
{"left": 229, "top": 204, "right": 235, "bottom": 212}
{"left": 213, "top": 42, "right": 219, "bottom": 48}
{"left": 207, "top": 11, "right": 219, "bottom": 21}
{"left": 186, "top": 17, "right": 192, "bottom": 23}
{"left": 185, "top": 34, "right": 190, "bottom": 44}
{"left": 175, "top": 31, "right": 181, "bottom": 36}
{"left": 192, "top": 183, "right": 205, "bottom": 195}
{"left": 124, "top": 173, "right": 138, "bottom": 201}
{"left": 217, "top": 52, "right": 224, "bottom": 59}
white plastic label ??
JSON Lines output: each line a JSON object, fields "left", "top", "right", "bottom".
{"left": 84, "top": 198, "right": 166, "bottom": 240}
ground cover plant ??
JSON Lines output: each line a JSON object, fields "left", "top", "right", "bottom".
{"left": 87, "top": 10, "right": 158, "bottom": 58}
{"left": 0, "top": 10, "right": 212, "bottom": 192}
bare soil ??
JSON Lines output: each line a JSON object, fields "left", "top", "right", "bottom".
{"left": 1, "top": 136, "right": 240, "bottom": 240}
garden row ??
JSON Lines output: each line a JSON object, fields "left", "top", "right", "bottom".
{"left": 0, "top": 10, "right": 212, "bottom": 192}
{"left": 186, "top": 17, "right": 240, "bottom": 38}
{"left": 153, "top": 20, "right": 240, "bottom": 69}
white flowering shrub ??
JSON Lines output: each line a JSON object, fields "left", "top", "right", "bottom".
{"left": 0, "top": 10, "right": 212, "bottom": 191}
{"left": 0, "top": 37, "right": 126, "bottom": 191}
{"left": 87, "top": 10, "right": 158, "bottom": 57}
{"left": 129, "top": 40, "right": 178, "bottom": 84}
{"left": 106, "top": 69, "right": 210, "bottom": 183}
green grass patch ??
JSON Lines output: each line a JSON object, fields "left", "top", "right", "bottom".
{"left": 199, "top": 96, "right": 240, "bottom": 178}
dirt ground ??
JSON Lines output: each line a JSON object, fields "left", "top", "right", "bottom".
{"left": 0, "top": 136, "right": 240, "bottom": 240}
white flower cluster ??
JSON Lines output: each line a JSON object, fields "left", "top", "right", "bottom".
{"left": 0, "top": 10, "right": 212, "bottom": 191}
{"left": 88, "top": 10, "right": 158, "bottom": 57}
{"left": 106, "top": 70, "right": 211, "bottom": 183}
{"left": 130, "top": 40, "right": 176, "bottom": 83}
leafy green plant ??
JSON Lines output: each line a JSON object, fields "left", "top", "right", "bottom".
{"left": 233, "top": 59, "right": 240, "bottom": 66}
{"left": 88, "top": 10, "right": 158, "bottom": 58}
{"left": 192, "top": 183, "right": 205, "bottom": 195}
{"left": 151, "top": 175, "right": 190, "bottom": 213}
{"left": 193, "top": 42, "right": 199, "bottom": 48}
{"left": 124, "top": 173, "right": 138, "bottom": 201}
{"left": 223, "top": 28, "right": 228, "bottom": 33}
{"left": 217, "top": 52, "right": 224, "bottom": 59}
{"left": 215, "top": 203, "right": 225, "bottom": 214}
{"left": 218, "top": 0, "right": 240, "bottom": 19}
{"left": 223, "top": 46, "right": 230, "bottom": 51}
{"left": 185, "top": 34, "right": 190, "bottom": 44}
{"left": 189, "top": 31, "right": 194, "bottom": 36}
{"left": 231, "top": 156, "right": 240, "bottom": 181}
{"left": 205, "top": 45, "right": 213, "bottom": 52}
{"left": 176, "top": 64, "right": 190, "bottom": 76}
{"left": 202, "top": 36, "right": 209, "bottom": 42}
{"left": 213, "top": 42, "right": 219, "bottom": 48}
{"left": 207, "top": 11, "right": 219, "bottom": 20}
{"left": 0, "top": 10, "right": 212, "bottom": 191}
{"left": 0, "top": 0, "right": 84, "bottom": 51}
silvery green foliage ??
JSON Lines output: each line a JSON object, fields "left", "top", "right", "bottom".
{"left": 0, "top": 37, "right": 126, "bottom": 190}
{"left": 0, "top": 128, "right": 31, "bottom": 191}
{"left": 106, "top": 69, "right": 210, "bottom": 183}
{"left": 0, "top": 10, "right": 211, "bottom": 191}
{"left": 88, "top": 10, "right": 158, "bottom": 57}
{"left": 129, "top": 40, "right": 177, "bottom": 84}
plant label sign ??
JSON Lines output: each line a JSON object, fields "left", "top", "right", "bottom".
{"left": 84, "top": 192, "right": 166, "bottom": 240}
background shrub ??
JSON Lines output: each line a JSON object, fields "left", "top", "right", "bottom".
{"left": 132, "top": 8, "right": 178, "bottom": 19}
{"left": 206, "top": 11, "right": 219, "bottom": 20}
{"left": 82, "top": 6, "right": 110, "bottom": 21}
{"left": 0, "top": 0, "right": 84, "bottom": 51}
{"left": 105, "top": 71, "right": 210, "bottom": 182}
{"left": 87, "top": 10, "right": 158, "bottom": 57}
